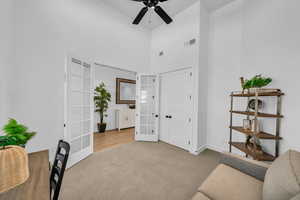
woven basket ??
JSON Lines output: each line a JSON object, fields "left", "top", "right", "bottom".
{"left": 0, "top": 145, "right": 29, "bottom": 193}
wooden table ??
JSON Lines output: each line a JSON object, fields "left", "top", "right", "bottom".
{"left": 0, "top": 150, "right": 50, "bottom": 200}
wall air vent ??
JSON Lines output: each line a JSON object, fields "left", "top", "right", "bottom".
{"left": 72, "top": 58, "right": 81, "bottom": 65}
{"left": 83, "top": 63, "right": 90, "bottom": 68}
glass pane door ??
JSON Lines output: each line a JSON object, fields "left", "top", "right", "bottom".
{"left": 65, "top": 57, "right": 93, "bottom": 168}
{"left": 135, "top": 74, "right": 159, "bottom": 142}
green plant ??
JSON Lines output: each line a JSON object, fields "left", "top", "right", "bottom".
{"left": 94, "top": 82, "right": 111, "bottom": 124}
{"left": 0, "top": 119, "right": 36, "bottom": 148}
{"left": 243, "top": 74, "right": 272, "bottom": 89}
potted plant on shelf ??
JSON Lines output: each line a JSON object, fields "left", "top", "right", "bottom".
{"left": 0, "top": 118, "right": 36, "bottom": 149}
{"left": 94, "top": 82, "right": 111, "bottom": 133}
{"left": 241, "top": 74, "right": 272, "bottom": 93}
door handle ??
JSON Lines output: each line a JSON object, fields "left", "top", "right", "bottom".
{"left": 165, "top": 115, "right": 169, "bottom": 118}
{"left": 169, "top": 115, "right": 172, "bottom": 119}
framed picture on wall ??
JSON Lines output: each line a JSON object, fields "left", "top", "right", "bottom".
{"left": 116, "top": 78, "right": 136, "bottom": 104}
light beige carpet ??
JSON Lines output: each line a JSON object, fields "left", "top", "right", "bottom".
{"left": 61, "top": 142, "right": 220, "bottom": 200}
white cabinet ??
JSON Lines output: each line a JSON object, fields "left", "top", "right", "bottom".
{"left": 116, "top": 109, "right": 135, "bottom": 131}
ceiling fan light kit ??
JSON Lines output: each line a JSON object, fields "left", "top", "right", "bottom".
{"left": 131, "top": 0, "right": 173, "bottom": 25}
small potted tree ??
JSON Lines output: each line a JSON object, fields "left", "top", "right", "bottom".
{"left": 94, "top": 82, "right": 111, "bottom": 133}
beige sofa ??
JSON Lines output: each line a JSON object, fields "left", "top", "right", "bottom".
{"left": 192, "top": 150, "right": 300, "bottom": 200}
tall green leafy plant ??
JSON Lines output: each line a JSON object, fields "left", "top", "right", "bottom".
{"left": 94, "top": 83, "right": 111, "bottom": 124}
{"left": 0, "top": 119, "right": 36, "bottom": 148}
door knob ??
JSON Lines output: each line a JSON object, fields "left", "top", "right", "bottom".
{"left": 169, "top": 115, "right": 172, "bottom": 119}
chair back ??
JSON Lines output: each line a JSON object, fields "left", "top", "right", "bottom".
{"left": 50, "top": 140, "right": 70, "bottom": 200}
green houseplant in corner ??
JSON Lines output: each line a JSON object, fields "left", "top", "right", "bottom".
{"left": 0, "top": 118, "right": 36, "bottom": 149}
{"left": 94, "top": 82, "right": 111, "bottom": 133}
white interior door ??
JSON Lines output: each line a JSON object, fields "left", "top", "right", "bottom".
{"left": 159, "top": 74, "right": 170, "bottom": 143}
{"left": 135, "top": 74, "right": 159, "bottom": 142}
{"left": 65, "top": 57, "right": 94, "bottom": 168}
{"left": 159, "top": 68, "right": 193, "bottom": 150}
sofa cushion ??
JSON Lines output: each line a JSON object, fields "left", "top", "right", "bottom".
{"left": 191, "top": 192, "right": 211, "bottom": 200}
{"left": 199, "top": 164, "right": 263, "bottom": 200}
{"left": 290, "top": 193, "right": 300, "bottom": 200}
{"left": 263, "top": 150, "right": 300, "bottom": 200}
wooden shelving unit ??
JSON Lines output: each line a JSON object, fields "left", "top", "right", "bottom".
{"left": 230, "top": 126, "right": 282, "bottom": 140}
{"left": 231, "top": 91, "right": 284, "bottom": 97}
{"left": 229, "top": 142, "right": 276, "bottom": 161}
{"left": 230, "top": 111, "right": 283, "bottom": 118}
{"left": 229, "top": 88, "right": 284, "bottom": 161}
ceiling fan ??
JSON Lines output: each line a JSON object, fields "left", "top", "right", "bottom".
{"left": 131, "top": 0, "right": 173, "bottom": 25}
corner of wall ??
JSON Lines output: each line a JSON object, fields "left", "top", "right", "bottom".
{"left": 196, "top": 1, "right": 210, "bottom": 149}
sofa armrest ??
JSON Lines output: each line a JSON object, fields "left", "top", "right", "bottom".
{"left": 220, "top": 152, "right": 270, "bottom": 181}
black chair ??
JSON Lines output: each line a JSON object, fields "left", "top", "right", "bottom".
{"left": 50, "top": 140, "right": 70, "bottom": 200}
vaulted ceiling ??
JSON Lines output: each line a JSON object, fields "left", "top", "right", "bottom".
{"left": 101, "top": 0, "right": 235, "bottom": 29}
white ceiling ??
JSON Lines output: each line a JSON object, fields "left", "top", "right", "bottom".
{"left": 202, "top": 0, "right": 236, "bottom": 11}
{"left": 101, "top": 0, "right": 235, "bottom": 30}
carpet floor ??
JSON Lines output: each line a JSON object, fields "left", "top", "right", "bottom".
{"left": 61, "top": 142, "right": 220, "bottom": 200}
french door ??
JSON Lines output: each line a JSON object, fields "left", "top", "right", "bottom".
{"left": 135, "top": 74, "right": 160, "bottom": 142}
{"left": 64, "top": 56, "right": 94, "bottom": 168}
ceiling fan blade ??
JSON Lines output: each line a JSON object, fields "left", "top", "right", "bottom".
{"left": 159, "top": 0, "right": 168, "bottom": 2}
{"left": 133, "top": 7, "right": 148, "bottom": 25}
{"left": 154, "top": 6, "right": 173, "bottom": 24}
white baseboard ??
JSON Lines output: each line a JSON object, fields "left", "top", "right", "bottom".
{"left": 198, "top": 145, "right": 208, "bottom": 153}
{"left": 190, "top": 144, "right": 227, "bottom": 155}
{"left": 206, "top": 144, "right": 227, "bottom": 153}
{"left": 179, "top": 143, "right": 229, "bottom": 156}
{"left": 190, "top": 145, "right": 208, "bottom": 155}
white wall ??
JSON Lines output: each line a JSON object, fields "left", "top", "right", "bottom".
{"left": 151, "top": 3, "right": 201, "bottom": 154}
{"left": 207, "top": 0, "right": 243, "bottom": 153}
{"left": 10, "top": 0, "right": 151, "bottom": 154}
{"left": 150, "top": 1, "right": 210, "bottom": 153}
{"left": 197, "top": 2, "right": 210, "bottom": 150}
{"left": 207, "top": 0, "right": 300, "bottom": 154}
{"left": 94, "top": 65, "right": 136, "bottom": 132}
{"left": 0, "top": 0, "right": 14, "bottom": 127}
{"left": 5, "top": 0, "right": 299, "bottom": 158}
{"left": 150, "top": 2, "right": 200, "bottom": 74}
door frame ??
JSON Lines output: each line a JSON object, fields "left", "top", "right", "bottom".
{"left": 64, "top": 54, "right": 95, "bottom": 168}
{"left": 158, "top": 67, "right": 196, "bottom": 154}
{"left": 93, "top": 62, "right": 137, "bottom": 134}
